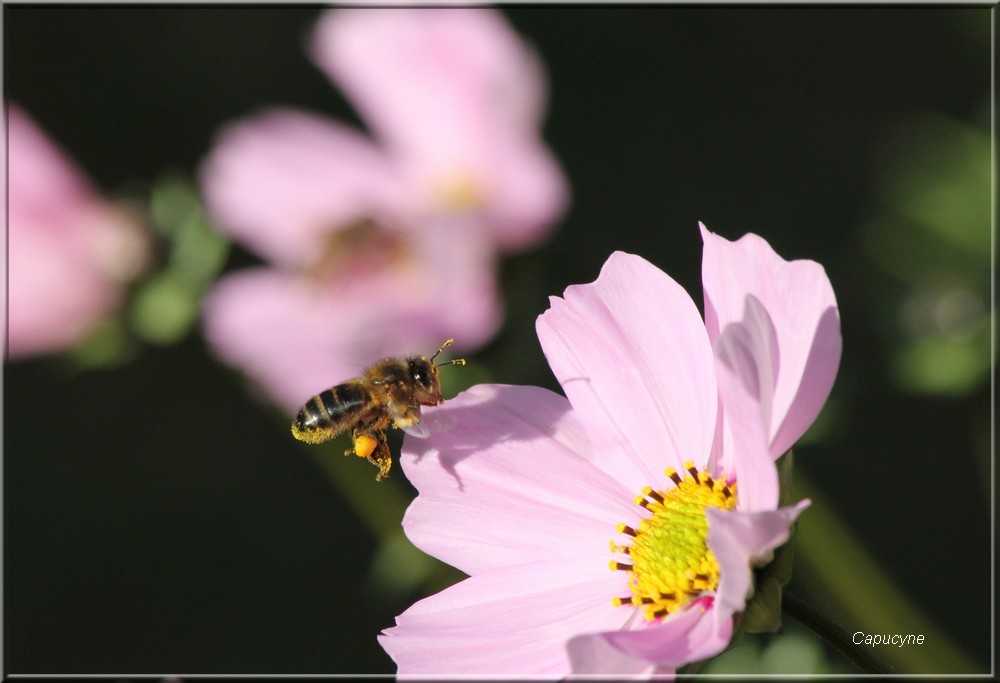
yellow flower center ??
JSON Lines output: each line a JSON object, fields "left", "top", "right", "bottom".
{"left": 609, "top": 461, "right": 738, "bottom": 622}
{"left": 307, "top": 218, "right": 412, "bottom": 282}
{"left": 438, "top": 175, "right": 483, "bottom": 212}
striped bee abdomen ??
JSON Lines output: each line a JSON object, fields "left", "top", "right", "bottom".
{"left": 291, "top": 381, "right": 371, "bottom": 444}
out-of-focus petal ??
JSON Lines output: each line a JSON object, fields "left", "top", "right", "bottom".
{"left": 700, "top": 224, "right": 842, "bottom": 457}
{"left": 200, "top": 265, "right": 472, "bottom": 412}
{"left": 401, "top": 214, "right": 504, "bottom": 352}
{"left": 705, "top": 500, "right": 810, "bottom": 630}
{"left": 8, "top": 211, "right": 118, "bottom": 357}
{"left": 536, "top": 252, "right": 717, "bottom": 495}
{"left": 312, "top": 8, "right": 546, "bottom": 142}
{"left": 201, "top": 222, "right": 503, "bottom": 414}
{"left": 311, "top": 8, "right": 568, "bottom": 249}
{"left": 380, "top": 558, "right": 629, "bottom": 677}
{"left": 568, "top": 600, "right": 732, "bottom": 674}
{"left": 479, "top": 134, "right": 570, "bottom": 252}
{"left": 402, "top": 384, "right": 637, "bottom": 575}
{"left": 199, "top": 107, "right": 407, "bottom": 268}
{"left": 200, "top": 268, "right": 369, "bottom": 412}
{"left": 7, "top": 105, "right": 145, "bottom": 359}
{"left": 7, "top": 104, "right": 95, "bottom": 225}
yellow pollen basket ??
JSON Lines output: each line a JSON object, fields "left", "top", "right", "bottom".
{"left": 609, "top": 460, "right": 737, "bottom": 621}
{"left": 353, "top": 434, "right": 379, "bottom": 460}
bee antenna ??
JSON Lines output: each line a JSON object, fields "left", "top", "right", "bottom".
{"left": 430, "top": 338, "right": 455, "bottom": 363}
{"left": 430, "top": 339, "right": 466, "bottom": 368}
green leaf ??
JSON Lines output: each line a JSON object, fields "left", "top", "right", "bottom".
{"left": 63, "top": 317, "right": 140, "bottom": 369}
{"left": 127, "top": 173, "right": 232, "bottom": 345}
{"left": 892, "top": 319, "right": 991, "bottom": 395}
{"left": 130, "top": 272, "right": 199, "bottom": 345}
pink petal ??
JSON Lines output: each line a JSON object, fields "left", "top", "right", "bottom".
{"left": 7, "top": 104, "right": 96, "bottom": 224}
{"left": 401, "top": 384, "right": 638, "bottom": 575}
{"left": 8, "top": 209, "right": 118, "bottom": 358}
{"left": 701, "top": 224, "right": 842, "bottom": 457}
{"left": 712, "top": 294, "right": 780, "bottom": 511}
{"left": 482, "top": 134, "right": 570, "bottom": 252}
{"left": 535, "top": 252, "right": 717, "bottom": 496}
{"left": 397, "top": 213, "right": 504, "bottom": 352}
{"left": 566, "top": 634, "right": 664, "bottom": 680}
{"left": 201, "top": 216, "right": 503, "bottom": 412}
{"left": 198, "top": 107, "right": 407, "bottom": 268}
{"left": 705, "top": 500, "right": 811, "bottom": 630}
{"left": 567, "top": 599, "right": 732, "bottom": 674}
{"left": 7, "top": 104, "right": 145, "bottom": 359}
{"left": 311, "top": 8, "right": 546, "bottom": 142}
{"left": 380, "top": 558, "right": 629, "bottom": 676}
{"left": 311, "top": 8, "right": 568, "bottom": 249}
{"left": 200, "top": 268, "right": 369, "bottom": 412}
{"left": 202, "top": 269, "right": 441, "bottom": 410}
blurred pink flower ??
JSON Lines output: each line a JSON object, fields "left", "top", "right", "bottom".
{"left": 379, "top": 225, "right": 841, "bottom": 677}
{"left": 199, "top": 8, "right": 568, "bottom": 411}
{"left": 6, "top": 103, "right": 149, "bottom": 360}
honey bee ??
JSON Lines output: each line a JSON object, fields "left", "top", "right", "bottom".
{"left": 290, "top": 339, "right": 466, "bottom": 481}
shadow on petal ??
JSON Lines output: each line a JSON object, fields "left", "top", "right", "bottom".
{"left": 771, "top": 305, "right": 842, "bottom": 456}
{"left": 403, "top": 383, "right": 583, "bottom": 492}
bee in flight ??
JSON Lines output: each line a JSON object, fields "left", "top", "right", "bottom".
{"left": 290, "top": 339, "right": 466, "bottom": 481}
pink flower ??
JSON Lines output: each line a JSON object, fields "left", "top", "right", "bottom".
{"left": 6, "top": 103, "right": 149, "bottom": 360}
{"left": 379, "top": 225, "right": 841, "bottom": 677}
{"left": 198, "top": 8, "right": 567, "bottom": 411}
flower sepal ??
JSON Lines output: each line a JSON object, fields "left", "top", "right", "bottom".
{"left": 740, "top": 572, "right": 785, "bottom": 634}
{"left": 728, "top": 451, "right": 802, "bottom": 635}
{"left": 776, "top": 449, "right": 797, "bottom": 508}
{"left": 739, "top": 515, "right": 800, "bottom": 634}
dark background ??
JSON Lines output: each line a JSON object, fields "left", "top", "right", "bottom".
{"left": 5, "top": 5, "right": 992, "bottom": 675}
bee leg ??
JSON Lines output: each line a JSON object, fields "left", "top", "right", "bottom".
{"left": 350, "top": 428, "right": 392, "bottom": 481}
{"left": 369, "top": 435, "right": 393, "bottom": 482}
{"left": 392, "top": 402, "right": 421, "bottom": 429}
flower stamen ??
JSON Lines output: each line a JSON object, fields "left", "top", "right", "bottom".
{"left": 617, "top": 524, "right": 638, "bottom": 538}
{"left": 609, "top": 461, "right": 738, "bottom": 622}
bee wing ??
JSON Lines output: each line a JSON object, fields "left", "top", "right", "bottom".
{"left": 389, "top": 401, "right": 430, "bottom": 438}
{"left": 399, "top": 420, "right": 430, "bottom": 439}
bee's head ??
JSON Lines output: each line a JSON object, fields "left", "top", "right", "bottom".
{"left": 407, "top": 356, "right": 442, "bottom": 405}
{"left": 409, "top": 339, "right": 466, "bottom": 406}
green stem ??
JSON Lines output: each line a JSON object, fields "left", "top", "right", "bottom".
{"left": 793, "top": 474, "right": 982, "bottom": 673}
{"left": 782, "top": 591, "right": 893, "bottom": 674}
